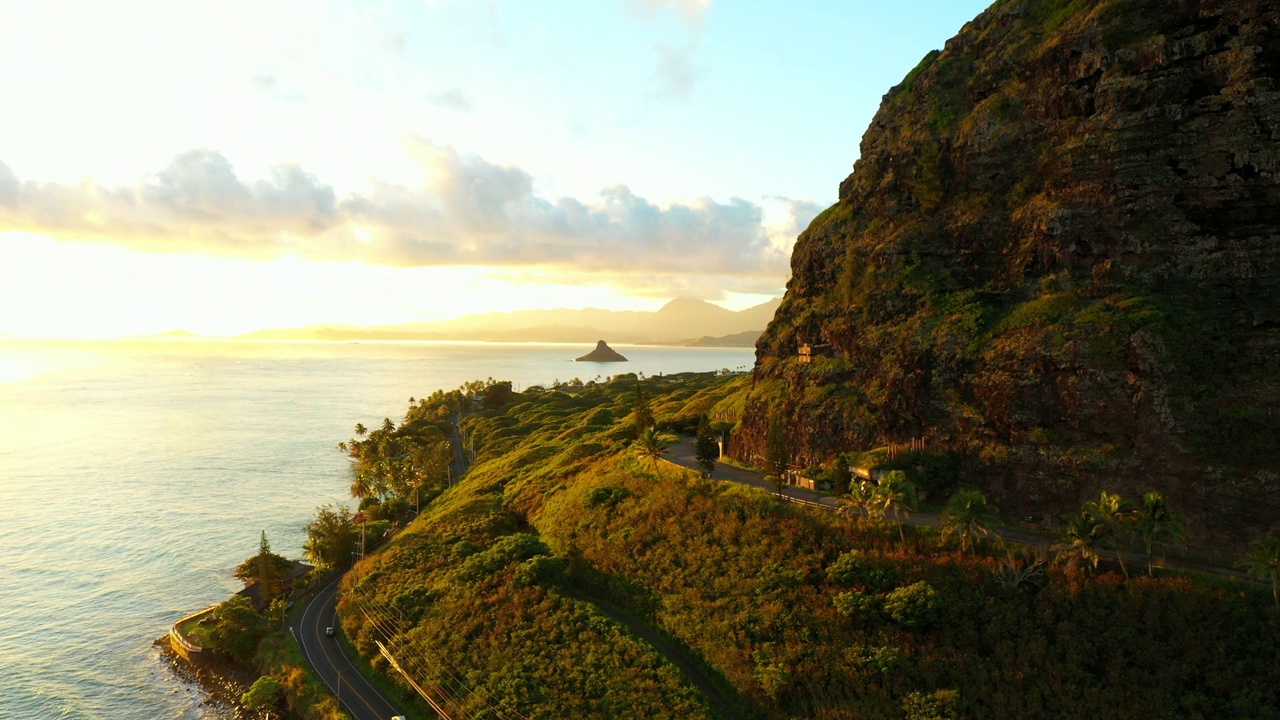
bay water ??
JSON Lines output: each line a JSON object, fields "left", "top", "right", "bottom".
{"left": 0, "top": 339, "right": 754, "bottom": 719}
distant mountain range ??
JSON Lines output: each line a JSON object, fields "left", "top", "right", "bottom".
{"left": 236, "top": 297, "right": 780, "bottom": 347}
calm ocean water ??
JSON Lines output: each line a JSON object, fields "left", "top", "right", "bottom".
{"left": 0, "top": 339, "right": 754, "bottom": 719}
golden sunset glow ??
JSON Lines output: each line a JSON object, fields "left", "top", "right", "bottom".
{"left": 0, "top": 1, "right": 982, "bottom": 339}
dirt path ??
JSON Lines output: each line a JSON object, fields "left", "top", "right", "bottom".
{"left": 663, "top": 439, "right": 1258, "bottom": 584}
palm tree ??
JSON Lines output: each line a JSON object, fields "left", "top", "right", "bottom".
{"left": 636, "top": 427, "right": 666, "bottom": 475}
{"left": 354, "top": 423, "right": 367, "bottom": 438}
{"left": 838, "top": 480, "right": 880, "bottom": 525}
{"left": 1083, "top": 491, "right": 1136, "bottom": 579}
{"left": 1055, "top": 512, "right": 1104, "bottom": 572}
{"left": 877, "top": 471, "right": 918, "bottom": 543}
{"left": 940, "top": 488, "right": 999, "bottom": 554}
{"left": 349, "top": 468, "right": 375, "bottom": 505}
{"left": 1133, "top": 491, "right": 1187, "bottom": 576}
{"left": 1237, "top": 533, "right": 1280, "bottom": 607}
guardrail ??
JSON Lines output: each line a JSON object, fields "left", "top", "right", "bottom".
{"left": 773, "top": 493, "right": 831, "bottom": 510}
{"left": 169, "top": 604, "right": 218, "bottom": 660}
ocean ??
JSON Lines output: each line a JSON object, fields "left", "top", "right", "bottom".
{"left": 0, "top": 339, "right": 755, "bottom": 719}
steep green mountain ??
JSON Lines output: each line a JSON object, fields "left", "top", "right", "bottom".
{"left": 737, "top": 0, "right": 1280, "bottom": 541}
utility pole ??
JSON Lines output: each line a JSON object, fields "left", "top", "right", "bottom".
{"left": 358, "top": 518, "right": 365, "bottom": 561}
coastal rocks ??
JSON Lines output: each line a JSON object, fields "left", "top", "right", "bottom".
{"left": 576, "top": 340, "right": 628, "bottom": 362}
{"left": 739, "top": 0, "right": 1280, "bottom": 540}
{"left": 155, "top": 637, "right": 298, "bottom": 720}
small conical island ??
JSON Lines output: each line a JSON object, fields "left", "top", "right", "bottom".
{"left": 575, "top": 340, "right": 627, "bottom": 362}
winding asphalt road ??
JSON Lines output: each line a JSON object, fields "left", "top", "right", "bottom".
{"left": 292, "top": 577, "right": 407, "bottom": 720}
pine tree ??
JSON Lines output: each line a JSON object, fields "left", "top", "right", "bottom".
{"left": 257, "top": 530, "right": 278, "bottom": 601}
{"left": 765, "top": 418, "right": 789, "bottom": 494}
{"left": 694, "top": 414, "right": 718, "bottom": 477}
{"left": 633, "top": 381, "right": 655, "bottom": 438}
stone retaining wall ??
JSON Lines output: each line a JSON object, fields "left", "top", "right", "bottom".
{"left": 169, "top": 605, "right": 217, "bottom": 661}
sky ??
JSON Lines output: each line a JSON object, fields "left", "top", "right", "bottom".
{"left": 0, "top": 0, "right": 993, "bottom": 339}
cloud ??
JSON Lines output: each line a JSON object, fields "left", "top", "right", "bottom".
{"left": 631, "top": 0, "right": 712, "bottom": 32}
{"left": 0, "top": 141, "right": 795, "bottom": 294}
{"left": 0, "top": 162, "right": 17, "bottom": 207}
{"left": 764, "top": 196, "right": 823, "bottom": 250}
{"left": 375, "top": 31, "right": 407, "bottom": 56}
{"left": 655, "top": 43, "right": 697, "bottom": 100}
{"left": 426, "top": 88, "right": 473, "bottom": 113}
{"left": 632, "top": 0, "right": 710, "bottom": 100}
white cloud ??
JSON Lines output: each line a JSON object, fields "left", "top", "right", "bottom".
{"left": 631, "top": 0, "right": 711, "bottom": 100}
{"left": 655, "top": 43, "right": 698, "bottom": 100}
{"left": 0, "top": 141, "right": 795, "bottom": 295}
{"left": 763, "top": 197, "right": 823, "bottom": 253}
{"left": 0, "top": 162, "right": 18, "bottom": 206}
{"left": 631, "top": 0, "right": 712, "bottom": 32}
{"left": 426, "top": 88, "right": 473, "bottom": 112}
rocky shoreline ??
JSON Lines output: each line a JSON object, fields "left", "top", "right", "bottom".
{"left": 153, "top": 636, "right": 302, "bottom": 720}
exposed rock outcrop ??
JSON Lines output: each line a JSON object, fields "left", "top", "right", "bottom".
{"left": 740, "top": 0, "right": 1280, "bottom": 540}
{"left": 576, "top": 340, "right": 628, "bottom": 362}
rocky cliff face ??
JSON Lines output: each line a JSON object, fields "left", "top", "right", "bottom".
{"left": 740, "top": 0, "right": 1280, "bottom": 539}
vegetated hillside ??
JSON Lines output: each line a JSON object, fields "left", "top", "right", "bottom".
{"left": 738, "top": 0, "right": 1280, "bottom": 542}
{"left": 338, "top": 374, "right": 1279, "bottom": 720}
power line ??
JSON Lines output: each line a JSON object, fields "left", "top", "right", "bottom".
{"left": 357, "top": 599, "right": 506, "bottom": 720}
{"left": 355, "top": 597, "right": 531, "bottom": 720}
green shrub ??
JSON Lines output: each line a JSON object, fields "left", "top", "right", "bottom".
{"left": 903, "top": 689, "right": 959, "bottom": 720}
{"left": 883, "top": 581, "right": 940, "bottom": 628}
{"left": 833, "top": 591, "right": 880, "bottom": 623}
{"left": 583, "top": 485, "right": 632, "bottom": 509}
{"left": 456, "top": 533, "right": 551, "bottom": 581}
{"left": 514, "top": 555, "right": 567, "bottom": 587}
{"left": 826, "top": 550, "right": 868, "bottom": 585}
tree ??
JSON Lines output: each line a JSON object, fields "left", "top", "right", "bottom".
{"left": 883, "top": 580, "right": 939, "bottom": 628}
{"left": 636, "top": 426, "right": 666, "bottom": 474}
{"left": 257, "top": 531, "right": 277, "bottom": 599}
{"left": 241, "top": 675, "right": 284, "bottom": 718}
{"left": 1083, "top": 491, "right": 1136, "bottom": 579}
{"left": 431, "top": 439, "right": 454, "bottom": 488}
{"left": 632, "top": 381, "right": 655, "bottom": 438}
{"left": 349, "top": 468, "right": 375, "bottom": 505}
{"left": 353, "top": 422, "right": 367, "bottom": 438}
{"left": 1055, "top": 511, "right": 1104, "bottom": 572}
{"left": 1238, "top": 533, "right": 1280, "bottom": 607}
{"left": 877, "top": 471, "right": 918, "bottom": 543}
{"left": 829, "top": 456, "right": 852, "bottom": 496}
{"left": 940, "top": 488, "right": 998, "bottom": 554}
{"left": 694, "top": 414, "right": 718, "bottom": 477}
{"left": 765, "top": 418, "right": 789, "bottom": 494}
{"left": 1133, "top": 491, "right": 1187, "bottom": 576}
{"left": 202, "top": 595, "right": 265, "bottom": 664}
{"left": 268, "top": 597, "right": 288, "bottom": 630}
{"left": 838, "top": 479, "right": 880, "bottom": 525}
{"left": 233, "top": 531, "right": 293, "bottom": 596}
{"left": 303, "top": 504, "right": 357, "bottom": 571}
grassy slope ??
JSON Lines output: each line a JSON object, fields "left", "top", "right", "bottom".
{"left": 341, "top": 372, "right": 1280, "bottom": 720}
